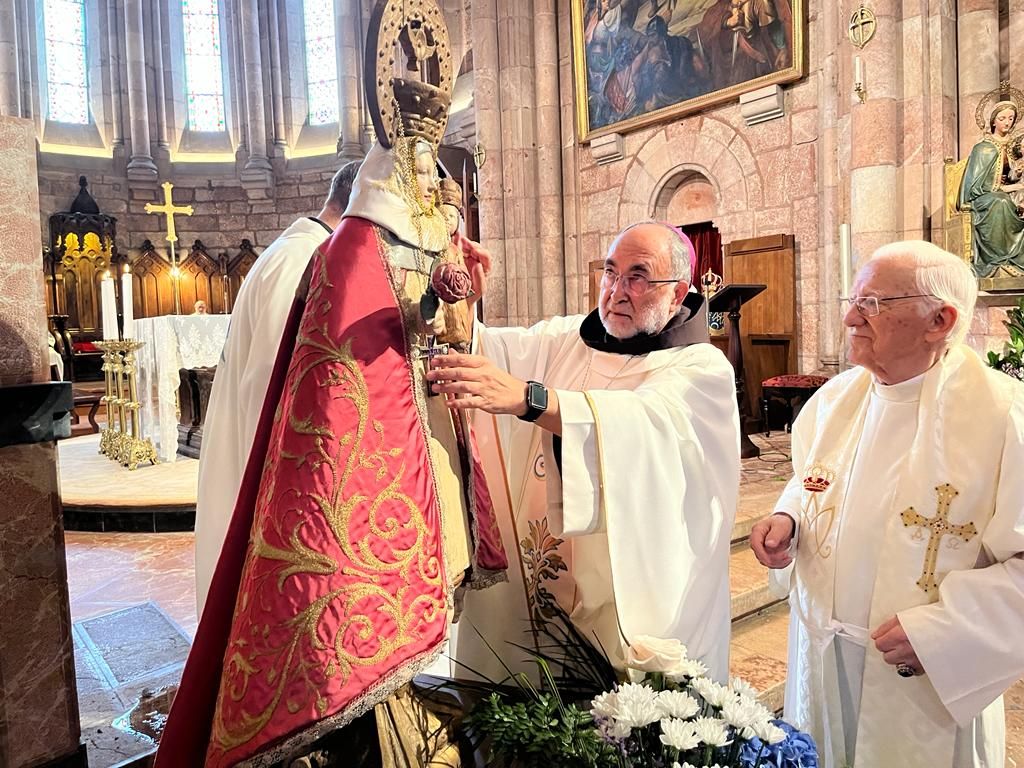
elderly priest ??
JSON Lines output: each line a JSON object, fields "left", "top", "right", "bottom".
{"left": 431, "top": 221, "right": 741, "bottom": 681}
{"left": 751, "top": 240, "right": 1024, "bottom": 768}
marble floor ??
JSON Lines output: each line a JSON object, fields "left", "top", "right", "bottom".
{"left": 63, "top": 433, "right": 1024, "bottom": 767}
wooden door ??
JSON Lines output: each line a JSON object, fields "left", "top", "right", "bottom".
{"left": 722, "top": 234, "right": 797, "bottom": 419}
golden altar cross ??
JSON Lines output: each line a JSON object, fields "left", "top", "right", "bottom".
{"left": 144, "top": 181, "right": 194, "bottom": 314}
{"left": 900, "top": 483, "right": 977, "bottom": 595}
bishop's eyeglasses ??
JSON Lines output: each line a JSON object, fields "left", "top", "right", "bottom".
{"left": 841, "top": 294, "right": 937, "bottom": 317}
{"left": 602, "top": 269, "right": 683, "bottom": 297}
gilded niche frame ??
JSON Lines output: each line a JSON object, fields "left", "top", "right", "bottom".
{"left": 571, "top": 0, "right": 806, "bottom": 142}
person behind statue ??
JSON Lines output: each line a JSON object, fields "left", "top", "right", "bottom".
{"left": 960, "top": 99, "right": 1024, "bottom": 277}
{"left": 750, "top": 240, "right": 1024, "bottom": 768}
{"left": 155, "top": 5, "right": 507, "bottom": 763}
{"left": 193, "top": 299, "right": 208, "bottom": 314}
{"left": 437, "top": 221, "right": 741, "bottom": 683}
{"left": 193, "top": 160, "right": 360, "bottom": 614}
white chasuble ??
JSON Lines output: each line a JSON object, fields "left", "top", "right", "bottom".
{"left": 773, "top": 345, "right": 1024, "bottom": 768}
{"left": 194, "top": 217, "right": 331, "bottom": 614}
{"left": 454, "top": 315, "right": 740, "bottom": 682}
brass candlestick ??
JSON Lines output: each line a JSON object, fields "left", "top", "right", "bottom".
{"left": 94, "top": 340, "right": 158, "bottom": 470}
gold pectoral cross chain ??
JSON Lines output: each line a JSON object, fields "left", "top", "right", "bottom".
{"left": 900, "top": 483, "right": 977, "bottom": 595}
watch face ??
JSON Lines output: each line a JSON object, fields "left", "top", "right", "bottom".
{"left": 528, "top": 382, "right": 548, "bottom": 411}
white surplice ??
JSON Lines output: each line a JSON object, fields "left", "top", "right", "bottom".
{"left": 193, "top": 217, "right": 331, "bottom": 614}
{"left": 772, "top": 346, "right": 1024, "bottom": 768}
{"left": 455, "top": 314, "right": 740, "bottom": 682}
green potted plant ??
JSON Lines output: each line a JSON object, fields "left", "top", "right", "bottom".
{"left": 987, "top": 297, "right": 1024, "bottom": 380}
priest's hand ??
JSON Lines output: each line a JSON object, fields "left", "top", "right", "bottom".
{"left": 427, "top": 352, "right": 530, "bottom": 415}
{"left": 750, "top": 512, "right": 796, "bottom": 568}
{"left": 872, "top": 615, "right": 924, "bottom": 675}
{"left": 427, "top": 352, "right": 562, "bottom": 434}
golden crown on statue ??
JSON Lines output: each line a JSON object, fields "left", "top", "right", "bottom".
{"left": 803, "top": 464, "right": 836, "bottom": 493}
{"left": 365, "top": 0, "right": 454, "bottom": 150}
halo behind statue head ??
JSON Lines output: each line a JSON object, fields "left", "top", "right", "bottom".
{"left": 975, "top": 80, "right": 1024, "bottom": 133}
{"left": 365, "top": 0, "right": 454, "bottom": 150}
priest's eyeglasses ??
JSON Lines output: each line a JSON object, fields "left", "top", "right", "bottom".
{"left": 602, "top": 269, "right": 681, "bottom": 297}
{"left": 841, "top": 294, "right": 937, "bottom": 317}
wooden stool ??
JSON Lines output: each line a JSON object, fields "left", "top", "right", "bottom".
{"left": 71, "top": 382, "right": 104, "bottom": 434}
{"left": 761, "top": 374, "right": 829, "bottom": 435}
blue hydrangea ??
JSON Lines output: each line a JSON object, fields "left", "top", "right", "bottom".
{"left": 739, "top": 720, "right": 818, "bottom": 768}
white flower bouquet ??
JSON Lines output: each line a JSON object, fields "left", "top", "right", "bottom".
{"left": 589, "top": 636, "right": 818, "bottom": 768}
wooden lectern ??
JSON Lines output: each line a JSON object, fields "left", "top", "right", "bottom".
{"left": 709, "top": 283, "right": 767, "bottom": 459}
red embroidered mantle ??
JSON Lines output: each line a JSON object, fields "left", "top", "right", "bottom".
{"left": 155, "top": 216, "right": 506, "bottom": 767}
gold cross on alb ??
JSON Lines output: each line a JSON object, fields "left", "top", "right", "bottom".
{"left": 900, "top": 483, "right": 977, "bottom": 595}
{"left": 144, "top": 181, "right": 194, "bottom": 314}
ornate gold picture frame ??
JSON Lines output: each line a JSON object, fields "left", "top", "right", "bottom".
{"left": 571, "top": 0, "right": 806, "bottom": 142}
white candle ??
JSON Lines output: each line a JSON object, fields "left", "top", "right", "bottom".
{"left": 121, "top": 265, "right": 134, "bottom": 339}
{"left": 854, "top": 56, "right": 863, "bottom": 88}
{"left": 839, "top": 223, "right": 852, "bottom": 298}
{"left": 100, "top": 272, "right": 119, "bottom": 340}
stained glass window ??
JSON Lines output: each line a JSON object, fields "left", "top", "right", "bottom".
{"left": 304, "top": 0, "right": 339, "bottom": 125}
{"left": 43, "top": 0, "right": 89, "bottom": 124}
{"left": 182, "top": 0, "right": 226, "bottom": 132}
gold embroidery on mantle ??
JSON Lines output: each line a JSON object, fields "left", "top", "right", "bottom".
{"left": 210, "top": 249, "right": 446, "bottom": 755}
{"left": 900, "top": 483, "right": 978, "bottom": 595}
{"left": 801, "top": 463, "right": 837, "bottom": 559}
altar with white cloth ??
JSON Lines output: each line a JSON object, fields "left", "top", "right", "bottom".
{"left": 135, "top": 314, "right": 230, "bottom": 462}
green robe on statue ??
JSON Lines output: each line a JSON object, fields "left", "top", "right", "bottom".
{"left": 959, "top": 135, "right": 1024, "bottom": 277}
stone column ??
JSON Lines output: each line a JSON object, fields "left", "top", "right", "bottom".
{"left": 815, "top": 0, "right": 841, "bottom": 371}
{"left": 266, "top": 0, "right": 286, "bottom": 150}
{"left": 533, "top": 0, "right": 565, "bottom": 318}
{"left": 0, "top": 115, "right": 82, "bottom": 768}
{"left": 150, "top": 0, "right": 168, "bottom": 152}
{"left": 0, "top": 0, "right": 19, "bottom": 117}
{"left": 848, "top": 0, "right": 899, "bottom": 264}
{"left": 471, "top": 0, "right": 510, "bottom": 325}
{"left": 124, "top": 0, "right": 157, "bottom": 180}
{"left": 336, "top": 0, "right": 363, "bottom": 159}
{"left": 239, "top": 0, "right": 272, "bottom": 186}
{"left": 957, "top": 0, "right": 999, "bottom": 158}
{"left": 107, "top": 0, "right": 124, "bottom": 147}
{"left": 1010, "top": 0, "right": 1024, "bottom": 92}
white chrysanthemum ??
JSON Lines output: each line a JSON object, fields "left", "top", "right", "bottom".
{"left": 691, "top": 716, "right": 731, "bottom": 747}
{"left": 730, "top": 676, "right": 760, "bottom": 699}
{"left": 667, "top": 657, "right": 709, "bottom": 681}
{"left": 656, "top": 690, "right": 700, "bottom": 720}
{"left": 721, "top": 695, "right": 766, "bottom": 730}
{"left": 660, "top": 718, "right": 700, "bottom": 751}
{"left": 673, "top": 763, "right": 699, "bottom": 768}
{"left": 753, "top": 721, "right": 787, "bottom": 745}
{"left": 591, "top": 690, "right": 619, "bottom": 721}
{"left": 612, "top": 682, "right": 661, "bottom": 728}
{"left": 599, "top": 718, "right": 633, "bottom": 741}
{"left": 690, "top": 677, "right": 736, "bottom": 709}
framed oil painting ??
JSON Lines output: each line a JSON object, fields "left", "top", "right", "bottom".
{"left": 571, "top": 0, "right": 806, "bottom": 142}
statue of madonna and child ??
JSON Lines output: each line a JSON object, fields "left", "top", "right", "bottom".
{"left": 960, "top": 82, "right": 1024, "bottom": 279}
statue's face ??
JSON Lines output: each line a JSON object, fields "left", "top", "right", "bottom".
{"left": 413, "top": 147, "right": 438, "bottom": 207}
{"left": 441, "top": 203, "right": 460, "bottom": 236}
{"left": 993, "top": 107, "right": 1017, "bottom": 137}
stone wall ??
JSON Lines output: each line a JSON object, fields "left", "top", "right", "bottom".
{"left": 37, "top": 157, "right": 345, "bottom": 256}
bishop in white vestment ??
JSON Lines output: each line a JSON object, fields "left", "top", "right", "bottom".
{"left": 752, "top": 240, "right": 1024, "bottom": 768}
{"left": 193, "top": 162, "right": 358, "bottom": 614}
{"left": 430, "top": 222, "right": 741, "bottom": 680}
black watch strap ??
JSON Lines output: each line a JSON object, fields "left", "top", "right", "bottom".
{"left": 518, "top": 380, "right": 548, "bottom": 422}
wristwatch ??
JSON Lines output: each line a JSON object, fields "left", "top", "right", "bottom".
{"left": 518, "top": 380, "right": 548, "bottom": 422}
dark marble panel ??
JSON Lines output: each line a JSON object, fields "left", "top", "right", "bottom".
{"left": 0, "top": 381, "right": 73, "bottom": 447}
